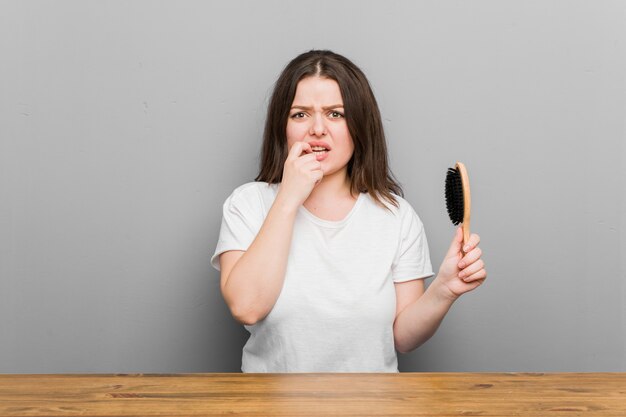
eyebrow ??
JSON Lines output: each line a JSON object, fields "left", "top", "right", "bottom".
{"left": 290, "top": 104, "right": 344, "bottom": 111}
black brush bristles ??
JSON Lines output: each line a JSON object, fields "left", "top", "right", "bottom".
{"left": 445, "top": 167, "right": 464, "bottom": 225}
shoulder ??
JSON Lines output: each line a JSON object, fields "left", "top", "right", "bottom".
{"left": 228, "top": 181, "right": 273, "bottom": 202}
{"left": 224, "top": 181, "right": 277, "bottom": 218}
{"left": 386, "top": 192, "right": 426, "bottom": 227}
{"left": 371, "top": 191, "right": 414, "bottom": 218}
{"left": 360, "top": 191, "right": 423, "bottom": 230}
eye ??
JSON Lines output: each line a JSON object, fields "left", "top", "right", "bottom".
{"left": 290, "top": 112, "right": 306, "bottom": 119}
{"left": 329, "top": 111, "right": 344, "bottom": 118}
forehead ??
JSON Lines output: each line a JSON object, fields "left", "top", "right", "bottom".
{"left": 292, "top": 76, "right": 343, "bottom": 104}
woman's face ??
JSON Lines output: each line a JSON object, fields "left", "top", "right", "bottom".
{"left": 286, "top": 76, "right": 354, "bottom": 179}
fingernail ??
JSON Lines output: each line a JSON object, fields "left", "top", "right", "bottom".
{"left": 458, "top": 261, "right": 465, "bottom": 269}
{"left": 463, "top": 245, "right": 470, "bottom": 252}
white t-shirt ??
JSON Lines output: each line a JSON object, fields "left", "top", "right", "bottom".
{"left": 210, "top": 181, "right": 435, "bottom": 373}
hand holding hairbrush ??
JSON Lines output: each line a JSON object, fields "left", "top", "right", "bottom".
{"left": 436, "top": 161, "right": 487, "bottom": 296}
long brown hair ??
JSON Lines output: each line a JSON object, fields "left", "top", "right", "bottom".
{"left": 254, "top": 49, "right": 404, "bottom": 212}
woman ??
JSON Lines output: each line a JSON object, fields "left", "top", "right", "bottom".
{"left": 211, "top": 49, "right": 487, "bottom": 372}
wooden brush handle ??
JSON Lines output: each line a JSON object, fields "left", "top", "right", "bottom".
{"left": 456, "top": 162, "right": 471, "bottom": 255}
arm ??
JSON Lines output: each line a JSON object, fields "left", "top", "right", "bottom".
{"left": 222, "top": 193, "right": 298, "bottom": 325}
{"left": 393, "top": 227, "right": 487, "bottom": 354}
{"left": 222, "top": 142, "right": 322, "bottom": 325}
{"left": 393, "top": 279, "right": 456, "bottom": 354}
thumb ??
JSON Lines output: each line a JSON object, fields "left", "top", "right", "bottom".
{"left": 445, "top": 226, "right": 463, "bottom": 258}
{"left": 287, "top": 142, "right": 302, "bottom": 159}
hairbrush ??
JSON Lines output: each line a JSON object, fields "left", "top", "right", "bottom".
{"left": 445, "top": 162, "right": 471, "bottom": 255}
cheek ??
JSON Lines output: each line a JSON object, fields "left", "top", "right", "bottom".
{"left": 328, "top": 124, "right": 353, "bottom": 145}
{"left": 286, "top": 121, "right": 306, "bottom": 141}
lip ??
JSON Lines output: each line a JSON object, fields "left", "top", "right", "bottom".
{"left": 315, "top": 151, "right": 329, "bottom": 162}
{"left": 307, "top": 140, "right": 331, "bottom": 151}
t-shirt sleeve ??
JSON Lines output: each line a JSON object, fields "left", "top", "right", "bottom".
{"left": 391, "top": 203, "right": 435, "bottom": 283}
{"left": 210, "top": 186, "right": 262, "bottom": 272}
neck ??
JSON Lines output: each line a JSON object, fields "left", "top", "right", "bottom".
{"left": 305, "top": 169, "right": 355, "bottom": 203}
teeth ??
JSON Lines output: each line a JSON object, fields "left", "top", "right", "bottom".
{"left": 311, "top": 147, "right": 328, "bottom": 151}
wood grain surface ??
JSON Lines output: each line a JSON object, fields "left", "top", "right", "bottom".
{"left": 1, "top": 373, "right": 624, "bottom": 416}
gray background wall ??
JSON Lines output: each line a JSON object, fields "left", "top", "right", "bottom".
{"left": 1, "top": 0, "right": 624, "bottom": 373}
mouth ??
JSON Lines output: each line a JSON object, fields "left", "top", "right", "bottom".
{"left": 308, "top": 140, "right": 332, "bottom": 152}
{"left": 311, "top": 146, "right": 330, "bottom": 155}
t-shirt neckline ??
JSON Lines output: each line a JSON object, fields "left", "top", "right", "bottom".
{"left": 297, "top": 192, "right": 365, "bottom": 228}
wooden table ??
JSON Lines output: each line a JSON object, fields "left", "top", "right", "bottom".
{"left": 1, "top": 373, "right": 624, "bottom": 416}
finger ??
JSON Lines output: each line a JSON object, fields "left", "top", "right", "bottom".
{"left": 446, "top": 227, "right": 464, "bottom": 258}
{"left": 307, "top": 155, "right": 323, "bottom": 170}
{"left": 299, "top": 141, "right": 313, "bottom": 156}
{"left": 458, "top": 259, "right": 485, "bottom": 279}
{"left": 300, "top": 150, "right": 319, "bottom": 162}
{"left": 461, "top": 269, "right": 487, "bottom": 284}
{"left": 288, "top": 142, "right": 302, "bottom": 159}
{"left": 302, "top": 158, "right": 323, "bottom": 170}
{"left": 304, "top": 152, "right": 320, "bottom": 162}
{"left": 313, "top": 169, "right": 324, "bottom": 185}
{"left": 288, "top": 141, "right": 310, "bottom": 159}
{"left": 458, "top": 247, "right": 482, "bottom": 269}
{"left": 462, "top": 233, "right": 480, "bottom": 253}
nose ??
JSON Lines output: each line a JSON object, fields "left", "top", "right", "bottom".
{"left": 309, "top": 113, "right": 327, "bottom": 136}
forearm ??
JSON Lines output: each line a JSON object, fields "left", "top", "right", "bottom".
{"left": 393, "top": 277, "right": 457, "bottom": 354}
{"left": 223, "top": 194, "right": 297, "bottom": 324}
